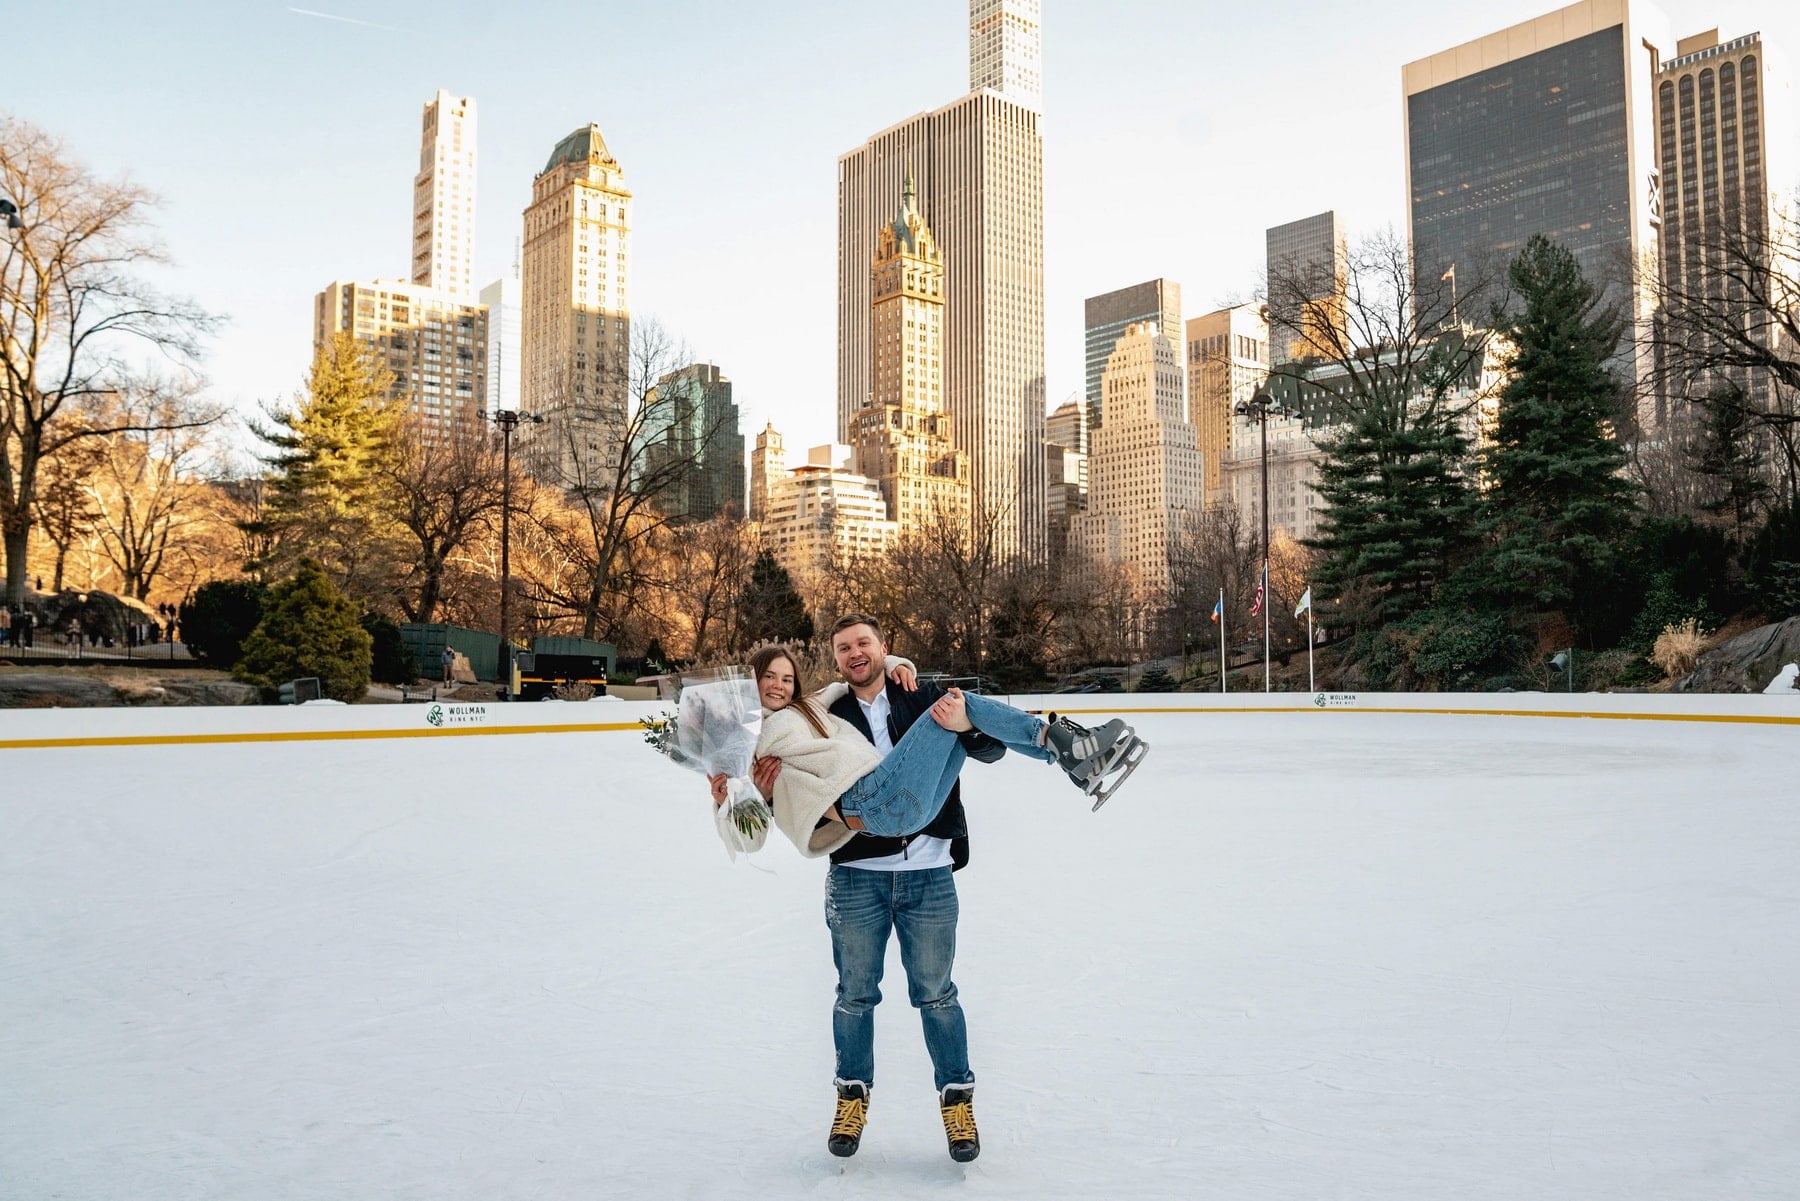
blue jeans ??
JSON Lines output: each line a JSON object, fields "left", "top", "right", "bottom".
{"left": 826, "top": 863, "right": 973, "bottom": 1093}
{"left": 835, "top": 693, "right": 1055, "bottom": 836}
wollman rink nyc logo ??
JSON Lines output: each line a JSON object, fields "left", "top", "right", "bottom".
{"left": 424, "top": 703, "right": 489, "bottom": 728}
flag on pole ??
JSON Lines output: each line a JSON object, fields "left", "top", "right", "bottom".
{"left": 1440, "top": 264, "right": 1456, "bottom": 281}
{"left": 1249, "top": 576, "right": 1265, "bottom": 618}
{"left": 1295, "top": 586, "right": 1312, "bottom": 618}
{"left": 1210, "top": 596, "right": 1223, "bottom": 624}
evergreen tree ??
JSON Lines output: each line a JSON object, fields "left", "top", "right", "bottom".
{"left": 249, "top": 333, "right": 406, "bottom": 602}
{"left": 180, "top": 579, "right": 269, "bottom": 668}
{"left": 737, "top": 549, "right": 814, "bottom": 647}
{"left": 359, "top": 611, "right": 417, "bottom": 685}
{"left": 1306, "top": 351, "right": 1482, "bottom": 629}
{"left": 233, "top": 558, "right": 374, "bottom": 702}
{"left": 1685, "top": 385, "right": 1771, "bottom": 540}
{"left": 1480, "top": 235, "right": 1639, "bottom": 630}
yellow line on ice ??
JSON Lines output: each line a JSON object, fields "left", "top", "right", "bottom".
{"left": 1030, "top": 705, "right": 1800, "bottom": 726}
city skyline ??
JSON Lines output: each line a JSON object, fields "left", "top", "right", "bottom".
{"left": 10, "top": 0, "right": 1797, "bottom": 464}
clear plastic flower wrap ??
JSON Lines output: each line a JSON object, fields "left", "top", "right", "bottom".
{"left": 640, "top": 666, "right": 768, "bottom": 858}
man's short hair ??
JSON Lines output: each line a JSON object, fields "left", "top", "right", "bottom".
{"left": 830, "top": 613, "right": 884, "bottom": 642}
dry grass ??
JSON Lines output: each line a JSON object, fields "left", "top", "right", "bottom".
{"left": 1651, "top": 619, "right": 1707, "bottom": 680}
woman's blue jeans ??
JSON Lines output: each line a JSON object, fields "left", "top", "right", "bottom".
{"left": 834, "top": 692, "right": 1054, "bottom": 836}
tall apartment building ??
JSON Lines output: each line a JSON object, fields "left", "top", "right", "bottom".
{"left": 1072, "top": 323, "right": 1204, "bottom": 598}
{"left": 478, "top": 275, "right": 521, "bottom": 412}
{"left": 1403, "top": 0, "right": 1671, "bottom": 327}
{"left": 636, "top": 363, "right": 744, "bottom": 521}
{"left": 761, "top": 444, "right": 900, "bottom": 580}
{"left": 849, "top": 177, "right": 970, "bottom": 533}
{"left": 1652, "top": 28, "right": 1786, "bottom": 422}
{"left": 969, "top": 0, "right": 1043, "bottom": 110}
{"left": 1084, "top": 279, "right": 1182, "bottom": 431}
{"left": 520, "top": 125, "right": 632, "bottom": 485}
{"left": 1266, "top": 212, "right": 1347, "bottom": 363}
{"left": 749, "top": 423, "right": 784, "bottom": 523}
{"left": 411, "top": 92, "right": 477, "bottom": 299}
{"left": 1186, "top": 304, "right": 1270, "bottom": 511}
{"left": 1044, "top": 398, "right": 1088, "bottom": 559}
{"left": 838, "top": 4, "right": 1046, "bottom": 559}
{"left": 314, "top": 279, "right": 488, "bottom": 440}
{"left": 1219, "top": 411, "right": 1325, "bottom": 545}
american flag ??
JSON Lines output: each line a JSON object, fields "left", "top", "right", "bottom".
{"left": 1249, "top": 575, "right": 1265, "bottom": 618}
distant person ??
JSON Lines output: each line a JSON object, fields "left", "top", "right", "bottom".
{"left": 0, "top": 605, "right": 12, "bottom": 648}
{"left": 441, "top": 645, "right": 456, "bottom": 684}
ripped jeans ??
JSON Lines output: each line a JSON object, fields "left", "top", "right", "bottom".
{"left": 826, "top": 862, "right": 972, "bottom": 1093}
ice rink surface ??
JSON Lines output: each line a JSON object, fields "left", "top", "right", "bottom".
{"left": 4, "top": 704, "right": 1797, "bottom": 1199}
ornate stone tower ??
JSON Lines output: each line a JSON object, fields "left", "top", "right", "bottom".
{"left": 850, "top": 174, "right": 970, "bottom": 533}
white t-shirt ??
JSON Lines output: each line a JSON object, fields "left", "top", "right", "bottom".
{"left": 842, "top": 688, "right": 952, "bottom": 872}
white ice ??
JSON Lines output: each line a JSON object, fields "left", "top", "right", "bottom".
{"left": 3, "top": 702, "right": 1797, "bottom": 1199}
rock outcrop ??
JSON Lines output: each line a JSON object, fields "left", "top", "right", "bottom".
{"left": 1675, "top": 617, "right": 1800, "bottom": 694}
{"left": 0, "top": 673, "right": 262, "bottom": 708}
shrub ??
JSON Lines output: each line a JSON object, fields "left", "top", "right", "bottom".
{"left": 180, "top": 580, "right": 269, "bottom": 667}
{"left": 233, "top": 559, "right": 373, "bottom": 702}
{"left": 360, "top": 612, "right": 418, "bottom": 685}
{"left": 1650, "top": 618, "right": 1707, "bottom": 680}
{"left": 1135, "top": 666, "right": 1178, "bottom": 693}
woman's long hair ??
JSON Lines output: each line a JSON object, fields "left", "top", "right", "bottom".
{"left": 749, "top": 644, "right": 831, "bottom": 738}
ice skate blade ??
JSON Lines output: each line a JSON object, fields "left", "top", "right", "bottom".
{"left": 1088, "top": 738, "right": 1147, "bottom": 810}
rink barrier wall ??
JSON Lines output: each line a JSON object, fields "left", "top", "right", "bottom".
{"left": 1, "top": 690, "right": 1797, "bottom": 752}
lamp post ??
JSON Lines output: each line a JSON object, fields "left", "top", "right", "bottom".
{"left": 0, "top": 198, "right": 23, "bottom": 231}
{"left": 1234, "top": 388, "right": 1298, "bottom": 692}
{"left": 480, "top": 407, "right": 542, "bottom": 698}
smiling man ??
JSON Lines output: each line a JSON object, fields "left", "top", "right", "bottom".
{"left": 816, "top": 613, "right": 1000, "bottom": 1164}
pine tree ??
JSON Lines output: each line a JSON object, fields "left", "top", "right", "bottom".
{"left": 1306, "top": 354, "right": 1482, "bottom": 628}
{"left": 249, "top": 333, "right": 406, "bottom": 601}
{"left": 1481, "top": 235, "right": 1639, "bottom": 626}
{"left": 233, "top": 558, "right": 374, "bottom": 702}
{"left": 180, "top": 579, "right": 269, "bottom": 668}
{"left": 738, "top": 549, "right": 814, "bottom": 647}
{"left": 1685, "top": 385, "right": 1771, "bottom": 540}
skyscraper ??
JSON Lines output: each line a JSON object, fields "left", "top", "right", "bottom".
{"left": 1084, "top": 279, "right": 1182, "bottom": 432}
{"left": 479, "top": 274, "right": 521, "bottom": 413}
{"left": 749, "top": 423, "right": 784, "bottom": 523}
{"left": 838, "top": 5, "right": 1046, "bottom": 559}
{"left": 969, "top": 0, "right": 1042, "bottom": 109}
{"left": 314, "top": 279, "right": 488, "bottom": 440}
{"left": 520, "top": 125, "right": 632, "bottom": 485}
{"left": 1186, "top": 304, "right": 1270, "bottom": 512}
{"left": 1265, "top": 212, "right": 1346, "bottom": 363}
{"left": 1652, "top": 28, "right": 1784, "bottom": 421}
{"left": 1403, "top": 0, "right": 1671, "bottom": 313}
{"left": 636, "top": 363, "right": 744, "bottom": 521}
{"left": 1073, "top": 322, "right": 1204, "bottom": 597}
{"left": 850, "top": 176, "right": 970, "bottom": 533}
{"left": 411, "top": 92, "right": 477, "bottom": 299}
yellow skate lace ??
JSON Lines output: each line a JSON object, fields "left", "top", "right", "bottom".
{"left": 831, "top": 1093, "right": 868, "bottom": 1139}
{"left": 940, "top": 1096, "right": 977, "bottom": 1143}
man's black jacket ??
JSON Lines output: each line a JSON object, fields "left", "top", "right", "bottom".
{"left": 826, "top": 678, "right": 1005, "bottom": 872}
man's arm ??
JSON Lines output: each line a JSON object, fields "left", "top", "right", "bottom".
{"left": 902, "top": 679, "right": 1005, "bottom": 763}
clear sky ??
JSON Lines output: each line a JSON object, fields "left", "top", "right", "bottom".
{"left": 10, "top": 0, "right": 1798, "bottom": 457}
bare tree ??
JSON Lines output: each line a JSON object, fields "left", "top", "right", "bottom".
{"left": 30, "top": 435, "right": 104, "bottom": 592}
{"left": 81, "top": 378, "right": 224, "bottom": 599}
{"left": 533, "top": 318, "right": 736, "bottom": 642}
{"left": 384, "top": 414, "right": 505, "bottom": 623}
{"left": 1, "top": 115, "right": 218, "bottom": 605}
{"left": 1639, "top": 205, "right": 1800, "bottom": 506}
{"left": 660, "top": 514, "right": 754, "bottom": 661}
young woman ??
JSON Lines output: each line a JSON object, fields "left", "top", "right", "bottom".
{"left": 709, "top": 645, "right": 1145, "bottom": 857}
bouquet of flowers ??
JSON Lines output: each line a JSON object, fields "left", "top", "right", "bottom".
{"left": 640, "top": 666, "right": 768, "bottom": 858}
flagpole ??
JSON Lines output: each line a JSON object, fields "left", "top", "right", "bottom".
{"left": 1307, "top": 605, "right": 1315, "bottom": 693}
{"left": 1218, "top": 587, "right": 1226, "bottom": 694}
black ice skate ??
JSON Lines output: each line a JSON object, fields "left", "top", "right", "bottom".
{"left": 829, "top": 1080, "right": 869, "bottom": 1157}
{"left": 939, "top": 1084, "right": 980, "bottom": 1163}
{"left": 1042, "top": 714, "right": 1148, "bottom": 809}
